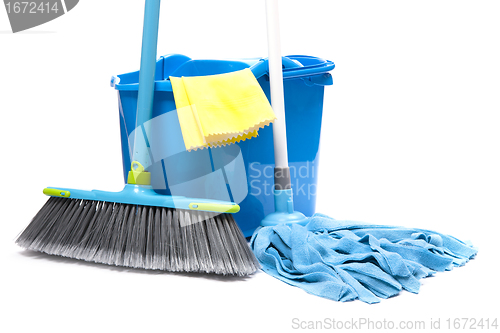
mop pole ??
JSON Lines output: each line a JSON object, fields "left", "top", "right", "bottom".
{"left": 261, "top": 0, "right": 308, "bottom": 226}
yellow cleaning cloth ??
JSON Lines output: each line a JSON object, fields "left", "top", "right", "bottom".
{"left": 170, "top": 68, "right": 276, "bottom": 151}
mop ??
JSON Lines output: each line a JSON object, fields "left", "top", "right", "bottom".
{"left": 251, "top": 0, "right": 477, "bottom": 303}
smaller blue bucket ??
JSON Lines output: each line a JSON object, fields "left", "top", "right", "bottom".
{"left": 113, "top": 54, "right": 334, "bottom": 237}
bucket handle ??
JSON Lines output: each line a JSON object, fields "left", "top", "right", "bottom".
{"left": 249, "top": 56, "right": 335, "bottom": 80}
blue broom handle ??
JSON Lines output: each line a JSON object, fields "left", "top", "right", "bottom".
{"left": 132, "top": 0, "right": 161, "bottom": 167}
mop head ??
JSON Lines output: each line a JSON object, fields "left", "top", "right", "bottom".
{"left": 16, "top": 197, "right": 260, "bottom": 276}
{"left": 251, "top": 213, "right": 477, "bottom": 303}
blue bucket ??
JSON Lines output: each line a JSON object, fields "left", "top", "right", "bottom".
{"left": 113, "top": 54, "right": 334, "bottom": 237}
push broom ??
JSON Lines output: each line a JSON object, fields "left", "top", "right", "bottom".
{"left": 16, "top": 0, "right": 259, "bottom": 276}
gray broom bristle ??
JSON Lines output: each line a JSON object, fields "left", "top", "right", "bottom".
{"left": 16, "top": 197, "right": 260, "bottom": 276}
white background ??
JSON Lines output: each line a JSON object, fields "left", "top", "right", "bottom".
{"left": 1, "top": 0, "right": 499, "bottom": 332}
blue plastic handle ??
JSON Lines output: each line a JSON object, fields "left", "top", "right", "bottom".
{"left": 249, "top": 57, "right": 302, "bottom": 79}
{"left": 132, "top": 0, "right": 161, "bottom": 166}
{"left": 249, "top": 56, "right": 335, "bottom": 80}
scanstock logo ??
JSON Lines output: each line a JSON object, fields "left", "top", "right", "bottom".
{"left": 3, "top": 0, "right": 79, "bottom": 33}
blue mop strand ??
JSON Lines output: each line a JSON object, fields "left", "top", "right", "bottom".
{"left": 251, "top": 225, "right": 366, "bottom": 302}
{"left": 250, "top": 214, "right": 478, "bottom": 303}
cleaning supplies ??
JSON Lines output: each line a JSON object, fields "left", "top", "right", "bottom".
{"left": 251, "top": 214, "right": 477, "bottom": 303}
{"left": 15, "top": 0, "right": 259, "bottom": 276}
{"left": 170, "top": 68, "right": 276, "bottom": 151}
{"left": 113, "top": 54, "right": 335, "bottom": 237}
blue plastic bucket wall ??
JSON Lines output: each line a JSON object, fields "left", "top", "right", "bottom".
{"left": 113, "top": 54, "right": 334, "bottom": 237}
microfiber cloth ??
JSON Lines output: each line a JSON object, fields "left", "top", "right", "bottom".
{"left": 251, "top": 213, "right": 477, "bottom": 304}
{"left": 170, "top": 68, "right": 276, "bottom": 151}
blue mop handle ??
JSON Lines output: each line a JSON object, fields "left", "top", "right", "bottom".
{"left": 132, "top": 0, "right": 161, "bottom": 169}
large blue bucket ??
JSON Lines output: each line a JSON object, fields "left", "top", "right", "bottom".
{"left": 113, "top": 54, "right": 334, "bottom": 237}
